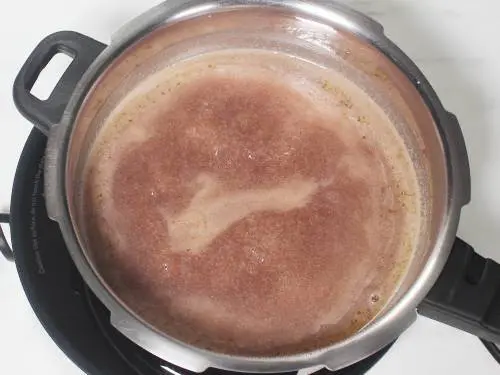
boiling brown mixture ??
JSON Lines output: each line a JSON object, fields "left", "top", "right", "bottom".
{"left": 81, "top": 51, "right": 420, "bottom": 356}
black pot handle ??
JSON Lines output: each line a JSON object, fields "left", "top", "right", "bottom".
{"left": 13, "top": 31, "right": 106, "bottom": 135}
{"left": 0, "top": 213, "right": 13, "bottom": 262}
{"left": 419, "top": 237, "right": 500, "bottom": 343}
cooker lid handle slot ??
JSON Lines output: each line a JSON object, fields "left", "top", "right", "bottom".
{"left": 109, "top": 311, "right": 212, "bottom": 373}
{"left": 13, "top": 31, "right": 106, "bottom": 135}
{"left": 418, "top": 237, "right": 500, "bottom": 344}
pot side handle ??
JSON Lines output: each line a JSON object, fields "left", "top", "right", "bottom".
{"left": 418, "top": 238, "right": 500, "bottom": 344}
{"left": 13, "top": 31, "right": 106, "bottom": 135}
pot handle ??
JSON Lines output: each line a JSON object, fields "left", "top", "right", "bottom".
{"left": 13, "top": 31, "right": 106, "bottom": 135}
{"left": 418, "top": 237, "right": 500, "bottom": 343}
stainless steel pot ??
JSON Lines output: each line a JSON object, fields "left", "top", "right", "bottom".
{"left": 8, "top": 0, "right": 500, "bottom": 373}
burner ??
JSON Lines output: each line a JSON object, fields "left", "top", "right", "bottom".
{"left": 7, "top": 128, "right": 393, "bottom": 375}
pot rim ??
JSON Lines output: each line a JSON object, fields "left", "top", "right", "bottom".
{"left": 44, "top": 0, "right": 470, "bottom": 372}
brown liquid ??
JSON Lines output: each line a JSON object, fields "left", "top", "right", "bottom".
{"left": 81, "top": 51, "right": 420, "bottom": 356}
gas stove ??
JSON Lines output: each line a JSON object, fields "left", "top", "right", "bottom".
{"left": 2, "top": 127, "right": 500, "bottom": 375}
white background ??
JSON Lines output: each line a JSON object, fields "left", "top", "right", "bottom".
{"left": 1, "top": 0, "right": 500, "bottom": 374}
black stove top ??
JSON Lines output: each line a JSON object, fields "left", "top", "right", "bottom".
{"left": 5, "top": 128, "right": 394, "bottom": 375}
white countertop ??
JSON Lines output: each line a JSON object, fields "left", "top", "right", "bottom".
{"left": 1, "top": 0, "right": 500, "bottom": 374}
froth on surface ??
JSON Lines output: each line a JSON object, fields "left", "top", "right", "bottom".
{"left": 81, "top": 50, "right": 420, "bottom": 356}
